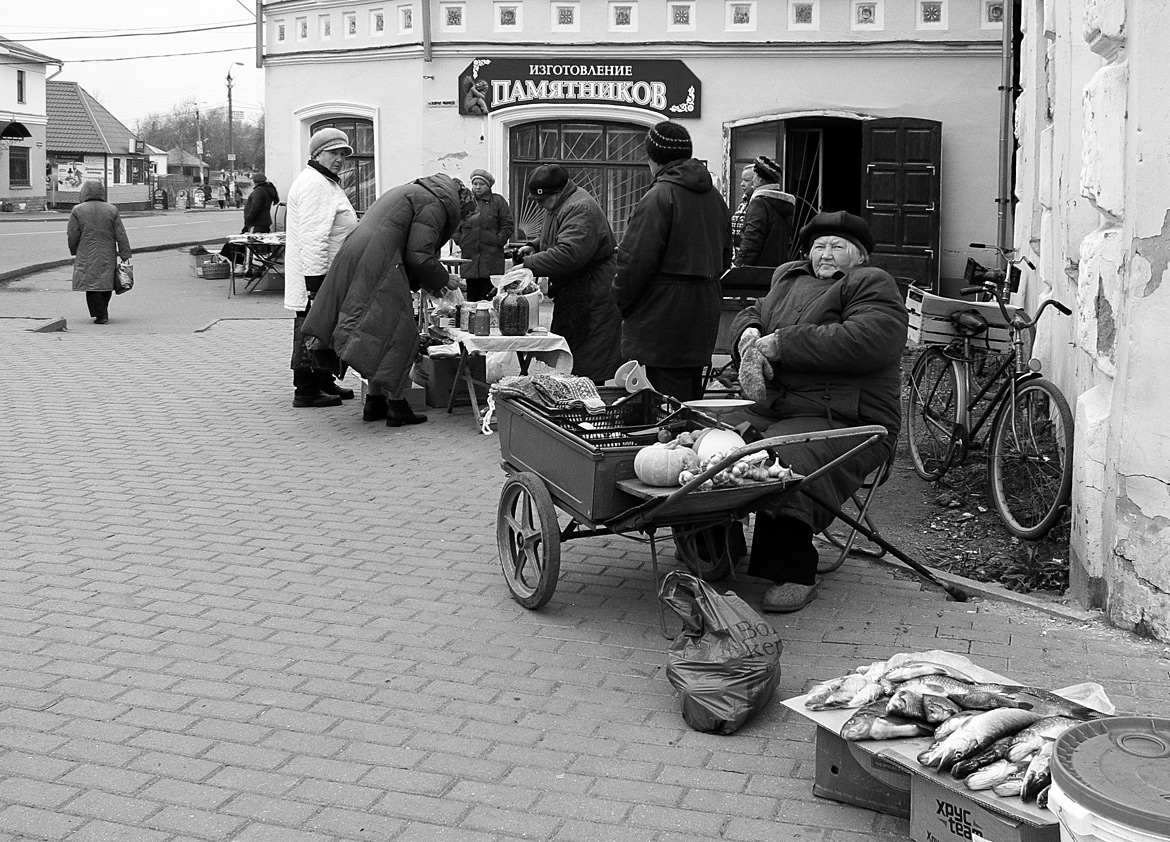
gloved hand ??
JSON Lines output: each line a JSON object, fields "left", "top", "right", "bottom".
{"left": 738, "top": 342, "right": 772, "bottom": 402}
{"left": 756, "top": 331, "right": 783, "bottom": 361}
{"left": 737, "top": 327, "right": 760, "bottom": 359}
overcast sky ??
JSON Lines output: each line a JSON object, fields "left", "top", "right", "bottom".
{"left": 5, "top": 0, "right": 265, "bottom": 130}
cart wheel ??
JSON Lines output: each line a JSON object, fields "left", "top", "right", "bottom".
{"left": 497, "top": 472, "right": 561, "bottom": 609}
{"left": 671, "top": 523, "right": 739, "bottom": 582}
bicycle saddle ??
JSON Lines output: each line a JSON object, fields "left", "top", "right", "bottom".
{"left": 949, "top": 308, "right": 990, "bottom": 337}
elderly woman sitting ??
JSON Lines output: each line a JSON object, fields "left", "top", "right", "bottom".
{"left": 726, "top": 211, "right": 908, "bottom": 613}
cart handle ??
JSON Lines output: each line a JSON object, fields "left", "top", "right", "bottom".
{"left": 612, "top": 425, "right": 889, "bottom": 529}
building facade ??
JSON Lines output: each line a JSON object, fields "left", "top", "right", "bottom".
{"left": 1012, "top": 0, "right": 1170, "bottom": 641}
{"left": 261, "top": 0, "right": 1006, "bottom": 287}
{"left": 0, "top": 37, "right": 58, "bottom": 213}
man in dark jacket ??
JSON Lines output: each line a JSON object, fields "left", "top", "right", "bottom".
{"left": 516, "top": 164, "right": 622, "bottom": 384}
{"left": 243, "top": 173, "right": 280, "bottom": 234}
{"left": 612, "top": 121, "right": 732, "bottom": 401}
{"left": 302, "top": 173, "right": 476, "bottom": 427}
{"left": 456, "top": 168, "right": 515, "bottom": 301}
{"left": 730, "top": 164, "right": 755, "bottom": 263}
{"left": 728, "top": 211, "right": 908, "bottom": 613}
{"left": 735, "top": 155, "right": 797, "bottom": 268}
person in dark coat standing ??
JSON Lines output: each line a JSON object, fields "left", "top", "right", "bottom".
{"left": 456, "top": 168, "right": 514, "bottom": 301}
{"left": 243, "top": 173, "right": 280, "bottom": 234}
{"left": 726, "top": 211, "right": 908, "bottom": 613}
{"left": 302, "top": 173, "right": 476, "bottom": 428}
{"left": 735, "top": 155, "right": 797, "bottom": 268}
{"left": 612, "top": 121, "right": 732, "bottom": 401}
{"left": 516, "top": 165, "right": 622, "bottom": 384}
{"left": 67, "top": 180, "right": 132, "bottom": 325}
{"left": 730, "top": 164, "right": 755, "bottom": 263}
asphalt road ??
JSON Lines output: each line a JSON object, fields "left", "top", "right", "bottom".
{"left": 0, "top": 209, "right": 244, "bottom": 283}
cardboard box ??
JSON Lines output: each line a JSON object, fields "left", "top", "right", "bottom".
{"left": 911, "top": 772, "right": 1058, "bottom": 842}
{"left": 411, "top": 354, "right": 487, "bottom": 408}
{"left": 813, "top": 725, "right": 912, "bottom": 818}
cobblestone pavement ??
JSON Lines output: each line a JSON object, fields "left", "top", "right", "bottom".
{"left": 2, "top": 311, "right": 1169, "bottom": 842}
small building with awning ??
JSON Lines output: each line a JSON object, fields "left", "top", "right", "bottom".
{"left": 0, "top": 35, "right": 60, "bottom": 213}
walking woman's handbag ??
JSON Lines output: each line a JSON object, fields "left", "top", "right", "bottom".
{"left": 114, "top": 259, "right": 134, "bottom": 294}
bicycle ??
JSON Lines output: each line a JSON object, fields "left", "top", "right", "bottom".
{"left": 906, "top": 245, "right": 1075, "bottom": 540}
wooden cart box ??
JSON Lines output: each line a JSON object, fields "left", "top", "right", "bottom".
{"left": 907, "top": 287, "right": 1016, "bottom": 354}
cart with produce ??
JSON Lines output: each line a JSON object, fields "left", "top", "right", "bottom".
{"left": 494, "top": 386, "right": 890, "bottom": 613}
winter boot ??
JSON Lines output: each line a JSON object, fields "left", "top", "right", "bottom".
{"left": 385, "top": 399, "right": 427, "bottom": 427}
{"left": 363, "top": 394, "right": 389, "bottom": 422}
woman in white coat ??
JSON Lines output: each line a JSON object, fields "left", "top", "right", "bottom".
{"left": 284, "top": 128, "right": 359, "bottom": 408}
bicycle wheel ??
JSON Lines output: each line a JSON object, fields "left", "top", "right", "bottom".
{"left": 907, "top": 347, "right": 962, "bottom": 480}
{"left": 987, "top": 378, "right": 1074, "bottom": 540}
{"left": 497, "top": 472, "right": 561, "bottom": 609}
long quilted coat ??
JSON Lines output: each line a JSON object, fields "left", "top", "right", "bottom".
{"left": 522, "top": 180, "right": 622, "bottom": 383}
{"left": 68, "top": 181, "right": 131, "bottom": 291}
{"left": 302, "top": 174, "right": 463, "bottom": 393}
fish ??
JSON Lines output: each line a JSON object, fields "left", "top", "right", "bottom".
{"left": 949, "top": 735, "right": 1015, "bottom": 779}
{"left": 805, "top": 676, "right": 847, "bottom": 710}
{"left": 886, "top": 687, "right": 929, "bottom": 720}
{"left": 993, "top": 773, "right": 1026, "bottom": 798}
{"left": 806, "top": 674, "right": 871, "bottom": 710}
{"left": 923, "top": 693, "right": 962, "bottom": 724}
{"left": 994, "top": 687, "right": 1105, "bottom": 721}
{"left": 1036, "top": 784, "right": 1051, "bottom": 809}
{"left": 847, "top": 680, "right": 888, "bottom": 708}
{"left": 880, "top": 661, "right": 978, "bottom": 685}
{"left": 964, "top": 758, "right": 1031, "bottom": 791}
{"left": 917, "top": 708, "right": 1043, "bottom": 770}
{"left": 841, "top": 702, "right": 934, "bottom": 742}
{"left": 1006, "top": 716, "right": 1079, "bottom": 762}
{"left": 932, "top": 710, "right": 981, "bottom": 740}
{"left": 888, "top": 675, "right": 1021, "bottom": 710}
{"left": 1021, "top": 741, "right": 1054, "bottom": 802}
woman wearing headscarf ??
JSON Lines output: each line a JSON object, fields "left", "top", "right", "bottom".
{"left": 455, "top": 168, "right": 515, "bottom": 301}
{"left": 302, "top": 173, "right": 476, "bottom": 427}
{"left": 67, "top": 180, "right": 132, "bottom": 325}
{"left": 734, "top": 155, "right": 797, "bottom": 268}
{"left": 727, "top": 211, "right": 908, "bottom": 613}
{"left": 284, "top": 128, "right": 359, "bottom": 408}
{"left": 243, "top": 173, "right": 280, "bottom": 234}
{"left": 515, "top": 164, "right": 622, "bottom": 384}
{"left": 612, "top": 120, "right": 733, "bottom": 401}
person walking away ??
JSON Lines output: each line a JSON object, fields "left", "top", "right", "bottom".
{"left": 215, "top": 183, "right": 226, "bottom": 210}
{"left": 67, "top": 180, "right": 132, "bottom": 325}
{"left": 243, "top": 173, "right": 279, "bottom": 234}
{"left": 515, "top": 164, "right": 622, "bottom": 384}
{"left": 284, "top": 128, "right": 359, "bottom": 408}
{"left": 456, "top": 168, "right": 515, "bottom": 301}
{"left": 734, "top": 155, "right": 796, "bottom": 268}
{"left": 302, "top": 174, "right": 476, "bottom": 427}
{"left": 730, "top": 164, "right": 755, "bottom": 264}
{"left": 612, "top": 121, "right": 732, "bottom": 401}
{"left": 726, "top": 211, "right": 907, "bottom": 613}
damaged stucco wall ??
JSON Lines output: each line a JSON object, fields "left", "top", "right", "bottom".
{"left": 1016, "top": 0, "right": 1170, "bottom": 641}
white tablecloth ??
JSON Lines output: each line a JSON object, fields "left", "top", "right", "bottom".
{"left": 438, "top": 328, "right": 573, "bottom": 374}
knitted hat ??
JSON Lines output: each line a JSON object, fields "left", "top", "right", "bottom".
{"left": 753, "top": 155, "right": 782, "bottom": 184}
{"left": 645, "top": 121, "right": 692, "bottom": 164}
{"left": 251, "top": 172, "right": 267, "bottom": 184}
{"left": 798, "top": 210, "right": 876, "bottom": 254}
{"left": 470, "top": 168, "right": 494, "bottom": 187}
{"left": 308, "top": 127, "right": 353, "bottom": 159}
{"left": 527, "top": 164, "right": 569, "bottom": 196}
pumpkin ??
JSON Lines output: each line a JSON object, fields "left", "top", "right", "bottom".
{"left": 634, "top": 443, "right": 699, "bottom": 487}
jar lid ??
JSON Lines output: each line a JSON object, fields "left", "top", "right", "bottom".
{"left": 1051, "top": 716, "right": 1170, "bottom": 834}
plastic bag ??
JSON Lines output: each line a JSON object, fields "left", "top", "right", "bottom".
{"left": 660, "top": 571, "right": 784, "bottom": 734}
{"left": 114, "top": 259, "right": 134, "bottom": 294}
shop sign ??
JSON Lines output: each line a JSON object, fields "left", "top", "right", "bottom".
{"left": 458, "top": 58, "right": 700, "bottom": 118}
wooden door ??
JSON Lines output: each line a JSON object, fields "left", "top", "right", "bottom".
{"left": 860, "top": 117, "right": 941, "bottom": 291}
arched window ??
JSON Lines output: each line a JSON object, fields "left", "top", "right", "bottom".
{"left": 310, "top": 117, "right": 375, "bottom": 213}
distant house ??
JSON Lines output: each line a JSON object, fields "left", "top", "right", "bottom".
{"left": 0, "top": 36, "right": 60, "bottom": 213}
{"left": 46, "top": 80, "right": 150, "bottom": 210}
{"left": 167, "top": 147, "right": 209, "bottom": 183}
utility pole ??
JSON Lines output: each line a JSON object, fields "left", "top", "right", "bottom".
{"left": 226, "top": 62, "right": 243, "bottom": 193}
{"left": 194, "top": 105, "right": 203, "bottom": 186}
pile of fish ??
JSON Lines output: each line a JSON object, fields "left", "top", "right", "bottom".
{"left": 804, "top": 655, "right": 1104, "bottom": 807}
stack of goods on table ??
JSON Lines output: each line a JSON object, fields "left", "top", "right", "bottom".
{"left": 802, "top": 652, "right": 1110, "bottom": 810}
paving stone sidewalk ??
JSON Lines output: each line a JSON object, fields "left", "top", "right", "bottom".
{"left": 1, "top": 318, "right": 1168, "bottom": 842}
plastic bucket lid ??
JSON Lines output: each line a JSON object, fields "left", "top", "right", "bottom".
{"left": 1051, "top": 717, "right": 1170, "bottom": 836}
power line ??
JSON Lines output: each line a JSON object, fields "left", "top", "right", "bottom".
{"left": 63, "top": 46, "right": 256, "bottom": 63}
{"left": 10, "top": 22, "right": 251, "bottom": 43}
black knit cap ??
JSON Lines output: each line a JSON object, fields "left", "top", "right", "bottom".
{"left": 798, "top": 210, "right": 876, "bottom": 254}
{"left": 645, "top": 121, "right": 692, "bottom": 164}
{"left": 753, "top": 155, "right": 783, "bottom": 184}
{"left": 527, "top": 164, "right": 569, "bottom": 196}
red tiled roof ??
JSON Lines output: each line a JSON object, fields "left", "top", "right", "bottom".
{"left": 46, "top": 80, "right": 139, "bottom": 155}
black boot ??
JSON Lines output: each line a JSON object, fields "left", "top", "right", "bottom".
{"left": 363, "top": 394, "right": 389, "bottom": 422}
{"left": 316, "top": 370, "right": 354, "bottom": 400}
{"left": 386, "top": 399, "right": 427, "bottom": 427}
{"left": 293, "top": 367, "right": 342, "bottom": 408}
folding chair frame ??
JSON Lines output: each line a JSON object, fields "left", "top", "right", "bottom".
{"left": 815, "top": 451, "right": 894, "bottom": 574}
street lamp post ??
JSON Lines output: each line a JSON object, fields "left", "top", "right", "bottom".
{"left": 226, "top": 62, "right": 244, "bottom": 203}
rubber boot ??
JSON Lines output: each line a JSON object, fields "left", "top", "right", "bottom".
{"left": 363, "top": 394, "right": 389, "bottom": 422}
{"left": 385, "top": 399, "right": 427, "bottom": 427}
